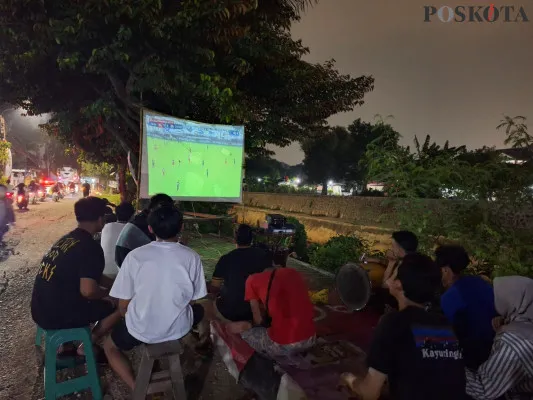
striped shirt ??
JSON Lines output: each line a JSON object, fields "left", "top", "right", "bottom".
{"left": 466, "top": 331, "right": 533, "bottom": 400}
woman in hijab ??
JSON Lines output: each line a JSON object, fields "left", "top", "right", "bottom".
{"left": 466, "top": 276, "right": 533, "bottom": 400}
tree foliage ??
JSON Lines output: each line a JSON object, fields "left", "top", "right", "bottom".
{"left": 364, "top": 117, "right": 533, "bottom": 278}
{"left": 0, "top": 0, "right": 373, "bottom": 178}
{"left": 302, "top": 119, "right": 399, "bottom": 194}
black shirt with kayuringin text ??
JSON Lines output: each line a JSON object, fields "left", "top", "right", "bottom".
{"left": 31, "top": 228, "right": 105, "bottom": 329}
{"left": 366, "top": 306, "right": 468, "bottom": 400}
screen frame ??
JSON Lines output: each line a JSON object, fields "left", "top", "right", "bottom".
{"left": 138, "top": 108, "right": 245, "bottom": 203}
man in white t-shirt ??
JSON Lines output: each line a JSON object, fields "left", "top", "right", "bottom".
{"left": 104, "top": 204, "right": 207, "bottom": 390}
{"left": 100, "top": 202, "right": 135, "bottom": 278}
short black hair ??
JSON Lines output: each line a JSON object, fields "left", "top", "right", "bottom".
{"left": 74, "top": 197, "right": 107, "bottom": 222}
{"left": 148, "top": 193, "right": 174, "bottom": 211}
{"left": 235, "top": 224, "right": 253, "bottom": 246}
{"left": 104, "top": 206, "right": 114, "bottom": 215}
{"left": 434, "top": 245, "right": 470, "bottom": 275}
{"left": 147, "top": 204, "right": 183, "bottom": 239}
{"left": 116, "top": 202, "right": 135, "bottom": 222}
{"left": 396, "top": 253, "right": 441, "bottom": 304}
{"left": 392, "top": 230, "right": 418, "bottom": 253}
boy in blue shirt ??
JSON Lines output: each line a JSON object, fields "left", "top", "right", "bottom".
{"left": 436, "top": 245, "right": 497, "bottom": 368}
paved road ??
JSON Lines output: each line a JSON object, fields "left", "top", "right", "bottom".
{"left": 0, "top": 198, "right": 244, "bottom": 400}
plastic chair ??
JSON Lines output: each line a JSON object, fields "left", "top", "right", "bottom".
{"left": 35, "top": 326, "right": 103, "bottom": 399}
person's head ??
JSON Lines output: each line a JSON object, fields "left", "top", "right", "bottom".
{"left": 235, "top": 224, "right": 253, "bottom": 247}
{"left": 74, "top": 196, "right": 107, "bottom": 234}
{"left": 116, "top": 202, "right": 135, "bottom": 223}
{"left": 494, "top": 276, "right": 533, "bottom": 326}
{"left": 435, "top": 245, "right": 470, "bottom": 288}
{"left": 391, "top": 231, "right": 418, "bottom": 258}
{"left": 0, "top": 184, "right": 6, "bottom": 200}
{"left": 147, "top": 193, "right": 174, "bottom": 211}
{"left": 147, "top": 204, "right": 183, "bottom": 241}
{"left": 387, "top": 253, "right": 441, "bottom": 306}
{"left": 272, "top": 250, "right": 288, "bottom": 268}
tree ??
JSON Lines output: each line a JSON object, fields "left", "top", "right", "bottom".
{"left": 364, "top": 122, "right": 533, "bottom": 278}
{"left": 497, "top": 115, "right": 532, "bottom": 150}
{"left": 0, "top": 0, "right": 374, "bottom": 199}
{"left": 302, "top": 126, "right": 353, "bottom": 194}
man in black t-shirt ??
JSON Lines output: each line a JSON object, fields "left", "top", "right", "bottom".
{"left": 340, "top": 253, "right": 467, "bottom": 400}
{"left": 210, "top": 224, "right": 271, "bottom": 321}
{"left": 31, "top": 197, "right": 122, "bottom": 347}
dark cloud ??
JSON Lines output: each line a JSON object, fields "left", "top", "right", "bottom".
{"left": 272, "top": 0, "right": 533, "bottom": 165}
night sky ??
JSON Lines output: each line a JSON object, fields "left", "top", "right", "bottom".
{"left": 271, "top": 0, "right": 533, "bottom": 165}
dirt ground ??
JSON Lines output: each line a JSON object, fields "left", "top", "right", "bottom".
{"left": 0, "top": 197, "right": 245, "bottom": 400}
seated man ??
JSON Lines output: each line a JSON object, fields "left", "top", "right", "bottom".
{"left": 104, "top": 205, "right": 207, "bottom": 391}
{"left": 436, "top": 245, "right": 496, "bottom": 368}
{"left": 114, "top": 193, "right": 173, "bottom": 268}
{"left": 210, "top": 224, "right": 272, "bottom": 322}
{"left": 367, "top": 230, "right": 418, "bottom": 313}
{"left": 101, "top": 202, "right": 135, "bottom": 278}
{"left": 31, "top": 197, "right": 121, "bottom": 353}
{"left": 230, "top": 253, "right": 316, "bottom": 358}
{"left": 340, "top": 253, "right": 468, "bottom": 400}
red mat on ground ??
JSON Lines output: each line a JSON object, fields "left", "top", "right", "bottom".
{"left": 211, "top": 305, "right": 380, "bottom": 399}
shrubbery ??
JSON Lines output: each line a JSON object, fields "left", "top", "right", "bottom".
{"left": 309, "top": 234, "right": 368, "bottom": 273}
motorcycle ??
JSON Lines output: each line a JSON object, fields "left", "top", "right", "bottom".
{"left": 29, "top": 191, "right": 38, "bottom": 205}
{"left": 52, "top": 192, "right": 60, "bottom": 202}
{"left": 38, "top": 189, "right": 45, "bottom": 202}
{"left": 16, "top": 193, "right": 29, "bottom": 210}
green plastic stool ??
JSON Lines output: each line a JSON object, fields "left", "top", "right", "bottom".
{"left": 35, "top": 326, "right": 103, "bottom": 400}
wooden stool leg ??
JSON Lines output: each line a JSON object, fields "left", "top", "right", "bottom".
{"left": 168, "top": 354, "right": 187, "bottom": 399}
{"left": 133, "top": 352, "right": 155, "bottom": 400}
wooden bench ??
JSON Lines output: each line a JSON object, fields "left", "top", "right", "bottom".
{"left": 132, "top": 340, "right": 186, "bottom": 400}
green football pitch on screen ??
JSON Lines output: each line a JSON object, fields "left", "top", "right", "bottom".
{"left": 146, "top": 137, "right": 243, "bottom": 198}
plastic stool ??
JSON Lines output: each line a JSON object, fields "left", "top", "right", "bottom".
{"left": 133, "top": 340, "right": 186, "bottom": 400}
{"left": 35, "top": 326, "right": 103, "bottom": 400}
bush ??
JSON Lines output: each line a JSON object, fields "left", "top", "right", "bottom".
{"left": 286, "top": 216, "right": 309, "bottom": 262}
{"left": 309, "top": 234, "right": 368, "bottom": 273}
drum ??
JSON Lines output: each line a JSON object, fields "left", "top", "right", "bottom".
{"left": 362, "top": 262, "right": 386, "bottom": 289}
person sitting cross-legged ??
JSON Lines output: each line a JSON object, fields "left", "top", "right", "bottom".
{"left": 210, "top": 224, "right": 272, "bottom": 322}
{"left": 103, "top": 204, "right": 207, "bottom": 391}
{"left": 228, "top": 252, "right": 316, "bottom": 358}
{"left": 339, "top": 253, "right": 468, "bottom": 400}
{"left": 31, "top": 197, "right": 122, "bottom": 356}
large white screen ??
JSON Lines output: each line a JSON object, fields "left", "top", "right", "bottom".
{"left": 139, "top": 109, "right": 245, "bottom": 203}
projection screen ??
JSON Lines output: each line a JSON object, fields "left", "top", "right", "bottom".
{"left": 139, "top": 109, "right": 245, "bottom": 203}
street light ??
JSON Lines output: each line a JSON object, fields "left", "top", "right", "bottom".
{"left": 328, "top": 180, "right": 333, "bottom": 186}
{"left": 257, "top": 178, "right": 262, "bottom": 182}
{"left": 295, "top": 178, "right": 301, "bottom": 184}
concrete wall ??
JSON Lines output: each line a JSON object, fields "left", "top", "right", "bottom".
{"left": 231, "top": 193, "right": 400, "bottom": 249}
{"left": 230, "top": 192, "right": 533, "bottom": 248}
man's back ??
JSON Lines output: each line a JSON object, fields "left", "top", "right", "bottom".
{"left": 115, "top": 211, "right": 153, "bottom": 267}
{"left": 31, "top": 228, "right": 105, "bottom": 329}
{"left": 100, "top": 222, "right": 126, "bottom": 276}
{"left": 367, "top": 306, "right": 467, "bottom": 400}
{"left": 213, "top": 247, "right": 271, "bottom": 321}
{"left": 111, "top": 241, "right": 207, "bottom": 343}
{"left": 246, "top": 268, "right": 316, "bottom": 345}
{"left": 441, "top": 275, "right": 496, "bottom": 367}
